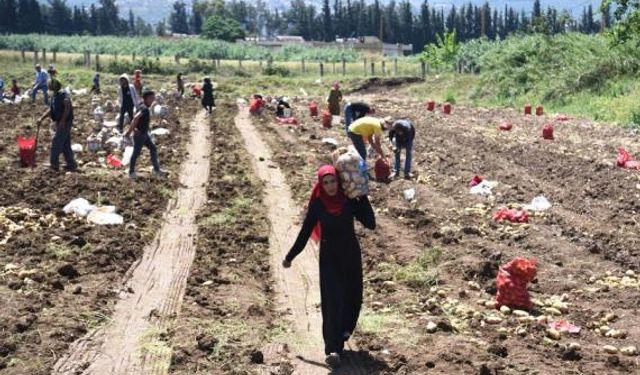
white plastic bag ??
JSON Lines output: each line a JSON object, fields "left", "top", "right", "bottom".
{"left": 526, "top": 196, "right": 552, "bottom": 211}
{"left": 122, "top": 146, "right": 134, "bottom": 166}
{"left": 403, "top": 188, "right": 416, "bottom": 201}
{"left": 105, "top": 136, "right": 123, "bottom": 148}
{"left": 87, "top": 206, "right": 123, "bottom": 225}
{"left": 150, "top": 128, "right": 170, "bottom": 136}
{"left": 153, "top": 105, "right": 169, "bottom": 117}
{"left": 63, "top": 198, "right": 95, "bottom": 218}
{"left": 71, "top": 144, "right": 83, "bottom": 153}
{"left": 470, "top": 180, "right": 498, "bottom": 197}
{"left": 103, "top": 120, "right": 118, "bottom": 128}
{"left": 322, "top": 137, "right": 338, "bottom": 147}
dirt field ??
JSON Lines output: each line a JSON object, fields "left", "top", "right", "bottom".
{"left": 0, "top": 85, "right": 198, "bottom": 373}
{"left": 246, "top": 80, "right": 640, "bottom": 374}
{"left": 3, "top": 75, "right": 640, "bottom": 375}
{"left": 167, "top": 103, "right": 294, "bottom": 374}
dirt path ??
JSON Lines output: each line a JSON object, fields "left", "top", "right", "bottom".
{"left": 235, "top": 105, "right": 376, "bottom": 374}
{"left": 52, "top": 111, "right": 211, "bottom": 375}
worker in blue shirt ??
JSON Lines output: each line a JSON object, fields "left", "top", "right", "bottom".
{"left": 388, "top": 119, "right": 416, "bottom": 179}
{"left": 31, "top": 64, "right": 49, "bottom": 105}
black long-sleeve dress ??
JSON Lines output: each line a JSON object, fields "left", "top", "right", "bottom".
{"left": 285, "top": 196, "right": 376, "bottom": 355}
{"left": 202, "top": 82, "right": 214, "bottom": 109}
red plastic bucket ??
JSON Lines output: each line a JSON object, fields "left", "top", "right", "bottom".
{"left": 542, "top": 123, "right": 554, "bottom": 140}
{"left": 524, "top": 104, "right": 532, "bottom": 115}
{"left": 309, "top": 101, "right": 319, "bottom": 117}
{"left": 322, "top": 111, "right": 332, "bottom": 128}
{"left": 17, "top": 136, "right": 36, "bottom": 167}
{"left": 443, "top": 102, "right": 452, "bottom": 115}
{"left": 536, "top": 105, "right": 544, "bottom": 116}
{"left": 426, "top": 100, "right": 436, "bottom": 112}
{"left": 375, "top": 158, "right": 391, "bottom": 181}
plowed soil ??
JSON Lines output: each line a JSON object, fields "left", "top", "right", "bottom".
{"left": 0, "top": 86, "right": 198, "bottom": 374}
{"left": 247, "top": 89, "right": 640, "bottom": 374}
{"left": 167, "top": 103, "right": 289, "bottom": 374}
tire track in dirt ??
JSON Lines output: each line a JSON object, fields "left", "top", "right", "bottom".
{"left": 51, "top": 111, "right": 211, "bottom": 375}
{"left": 234, "top": 104, "right": 377, "bottom": 375}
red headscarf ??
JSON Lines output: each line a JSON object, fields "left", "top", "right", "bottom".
{"left": 309, "top": 165, "right": 347, "bottom": 242}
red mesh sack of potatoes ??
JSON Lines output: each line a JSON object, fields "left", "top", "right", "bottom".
{"left": 617, "top": 148, "right": 640, "bottom": 170}
{"left": 493, "top": 207, "right": 529, "bottom": 223}
{"left": 374, "top": 158, "right": 391, "bottom": 182}
{"left": 496, "top": 257, "right": 537, "bottom": 310}
{"left": 542, "top": 123, "right": 554, "bottom": 140}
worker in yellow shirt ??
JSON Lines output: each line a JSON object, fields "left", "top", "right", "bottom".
{"left": 348, "top": 116, "right": 388, "bottom": 161}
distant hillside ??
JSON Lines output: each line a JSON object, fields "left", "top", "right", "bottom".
{"left": 54, "top": 0, "right": 603, "bottom": 26}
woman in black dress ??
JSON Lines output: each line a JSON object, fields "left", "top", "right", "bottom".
{"left": 201, "top": 77, "right": 214, "bottom": 114}
{"left": 283, "top": 165, "right": 376, "bottom": 368}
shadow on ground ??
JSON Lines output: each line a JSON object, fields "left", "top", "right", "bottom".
{"left": 297, "top": 350, "right": 388, "bottom": 375}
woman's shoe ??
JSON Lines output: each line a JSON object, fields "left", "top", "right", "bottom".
{"left": 325, "top": 352, "right": 341, "bottom": 368}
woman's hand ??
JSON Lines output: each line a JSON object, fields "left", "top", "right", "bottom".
{"left": 282, "top": 259, "right": 292, "bottom": 268}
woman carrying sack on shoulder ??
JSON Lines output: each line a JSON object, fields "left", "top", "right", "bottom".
{"left": 282, "top": 165, "right": 376, "bottom": 369}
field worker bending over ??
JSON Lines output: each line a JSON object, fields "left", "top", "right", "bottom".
{"left": 276, "top": 96, "right": 291, "bottom": 117}
{"left": 10, "top": 79, "right": 20, "bottom": 101}
{"left": 343, "top": 101, "right": 372, "bottom": 135}
{"left": 348, "top": 116, "right": 388, "bottom": 161}
{"left": 31, "top": 64, "right": 49, "bottom": 105}
{"left": 283, "top": 165, "right": 376, "bottom": 369}
{"left": 117, "top": 74, "right": 140, "bottom": 133}
{"left": 125, "top": 89, "right": 165, "bottom": 180}
{"left": 37, "top": 78, "right": 77, "bottom": 172}
{"left": 388, "top": 119, "right": 416, "bottom": 180}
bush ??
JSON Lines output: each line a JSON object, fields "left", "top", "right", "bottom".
{"left": 474, "top": 33, "right": 640, "bottom": 101}
{"left": 262, "top": 64, "right": 290, "bottom": 77}
{"left": 201, "top": 15, "right": 245, "bottom": 42}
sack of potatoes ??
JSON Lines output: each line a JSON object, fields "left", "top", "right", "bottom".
{"left": 334, "top": 146, "right": 369, "bottom": 199}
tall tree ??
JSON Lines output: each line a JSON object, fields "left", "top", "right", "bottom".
{"left": 128, "top": 9, "right": 135, "bottom": 35}
{"left": 398, "top": 0, "right": 412, "bottom": 44}
{"left": 156, "top": 20, "right": 167, "bottom": 36}
{"left": 1, "top": 0, "right": 18, "bottom": 33}
{"left": 533, "top": 0, "right": 542, "bottom": 19}
{"left": 88, "top": 3, "right": 98, "bottom": 34}
{"left": 322, "top": 0, "right": 333, "bottom": 41}
{"left": 48, "top": 0, "right": 73, "bottom": 35}
{"left": 98, "top": 0, "right": 120, "bottom": 35}
{"left": 169, "top": 1, "right": 190, "bottom": 34}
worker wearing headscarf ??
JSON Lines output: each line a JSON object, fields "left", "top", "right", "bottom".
{"left": 327, "top": 81, "right": 343, "bottom": 116}
{"left": 37, "top": 78, "right": 77, "bottom": 172}
{"left": 117, "top": 73, "right": 140, "bottom": 132}
{"left": 283, "top": 165, "right": 376, "bottom": 369}
{"left": 202, "top": 77, "right": 214, "bottom": 114}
